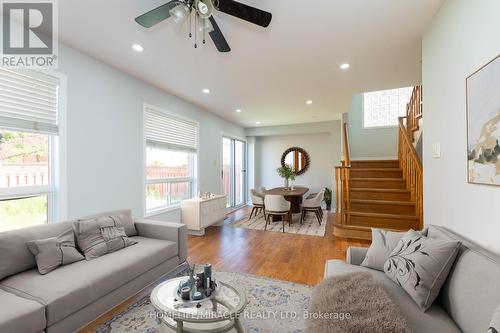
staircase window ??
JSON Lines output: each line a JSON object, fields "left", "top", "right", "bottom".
{"left": 363, "top": 87, "right": 413, "bottom": 128}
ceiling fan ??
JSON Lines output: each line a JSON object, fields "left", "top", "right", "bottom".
{"left": 135, "top": 0, "right": 272, "bottom": 53}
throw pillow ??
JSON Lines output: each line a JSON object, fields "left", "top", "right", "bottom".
{"left": 73, "top": 215, "right": 137, "bottom": 260}
{"left": 384, "top": 230, "right": 461, "bottom": 312}
{"left": 488, "top": 303, "right": 500, "bottom": 333}
{"left": 361, "top": 228, "right": 428, "bottom": 271}
{"left": 26, "top": 229, "right": 84, "bottom": 274}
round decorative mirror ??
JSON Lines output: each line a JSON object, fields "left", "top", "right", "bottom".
{"left": 281, "top": 147, "right": 310, "bottom": 175}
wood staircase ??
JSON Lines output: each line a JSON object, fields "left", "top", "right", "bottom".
{"left": 334, "top": 86, "right": 423, "bottom": 240}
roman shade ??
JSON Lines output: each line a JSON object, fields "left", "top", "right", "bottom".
{"left": 0, "top": 68, "right": 59, "bottom": 134}
{"left": 145, "top": 106, "right": 198, "bottom": 153}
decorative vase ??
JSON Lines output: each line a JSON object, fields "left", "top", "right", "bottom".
{"left": 284, "top": 178, "right": 289, "bottom": 188}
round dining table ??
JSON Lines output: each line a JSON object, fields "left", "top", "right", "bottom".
{"left": 265, "top": 186, "right": 309, "bottom": 215}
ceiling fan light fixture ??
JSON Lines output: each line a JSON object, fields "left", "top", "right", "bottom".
{"left": 199, "top": 18, "right": 214, "bottom": 34}
{"left": 169, "top": 4, "right": 190, "bottom": 24}
{"left": 195, "top": 0, "right": 214, "bottom": 19}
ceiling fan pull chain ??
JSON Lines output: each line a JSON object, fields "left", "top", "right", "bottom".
{"left": 194, "top": 14, "right": 198, "bottom": 48}
{"left": 189, "top": 13, "right": 192, "bottom": 38}
{"left": 203, "top": 19, "right": 206, "bottom": 44}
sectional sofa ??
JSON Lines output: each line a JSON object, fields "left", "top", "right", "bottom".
{"left": 325, "top": 225, "right": 500, "bottom": 333}
{"left": 0, "top": 210, "right": 187, "bottom": 333}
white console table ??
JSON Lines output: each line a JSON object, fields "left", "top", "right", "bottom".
{"left": 181, "top": 195, "right": 227, "bottom": 236}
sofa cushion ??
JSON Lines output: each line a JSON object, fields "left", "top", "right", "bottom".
{"left": 27, "top": 228, "right": 84, "bottom": 274}
{"left": 325, "top": 260, "right": 461, "bottom": 333}
{"left": 384, "top": 230, "right": 461, "bottom": 311}
{"left": 73, "top": 216, "right": 137, "bottom": 260}
{"left": 80, "top": 209, "right": 137, "bottom": 237}
{"left": 428, "top": 225, "right": 500, "bottom": 333}
{"left": 0, "top": 236, "right": 177, "bottom": 326}
{"left": 0, "top": 221, "right": 74, "bottom": 280}
{"left": 0, "top": 289, "right": 46, "bottom": 333}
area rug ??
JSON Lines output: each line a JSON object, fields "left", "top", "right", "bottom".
{"left": 92, "top": 269, "right": 312, "bottom": 333}
{"left": 230, "top": 210, "right": 327, "bottom": 237}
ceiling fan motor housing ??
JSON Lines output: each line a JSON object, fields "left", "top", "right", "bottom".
{"left": 195, "top": 0, "right": 214, "bottom": 18}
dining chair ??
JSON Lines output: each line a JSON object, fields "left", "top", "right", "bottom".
{"left": 249, "top": 189, "right": 265, "bottom": 220}
{"left": 257, "top": 186, "right": 267, "bottom": 198}
{"left": 300, "top": 190, "right": 325, "bottom": 225}
{"left": 264, "top": 195, "right": 291, "bottom": 233}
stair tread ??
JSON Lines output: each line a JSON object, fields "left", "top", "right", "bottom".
{"left": 350, "top": 177, "right": 406, "bottom": 181}
{"left": 350, "top": 168, "right": 401, "bottom": 171}
{"left": 350, "top": 211, "right": 419, "bottom": 220}
{"left": 351, "top": 160, "right": 398, "bottom": 163}
{"left": 350, "top": 199, "right": 415, "bottom": 206}
{"left": 351, "top": 188, "right": 410, "bottom": 193}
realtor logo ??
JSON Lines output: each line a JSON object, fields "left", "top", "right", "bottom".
{"left": 1, "top": 0, "right": 58, "bottom": 68}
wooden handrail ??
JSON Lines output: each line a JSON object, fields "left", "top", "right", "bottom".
{"left": 335, "top": 122, "right": 351, "bottom": 224}
{"left": 398, "top": 116, "right": 423, "bottom": 229}
{"left": 342, "top": 122, "right": 350, "bottom": 166}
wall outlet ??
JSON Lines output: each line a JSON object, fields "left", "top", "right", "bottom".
{"left": 432, "top": 142, "right": 441, "bottom": 159}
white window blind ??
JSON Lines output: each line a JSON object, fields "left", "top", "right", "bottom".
{"left": 145, "top": 106, "right": 198, "bottom": 153}
{"left": 0, "top": 68, "right": 59, "bottom": 134}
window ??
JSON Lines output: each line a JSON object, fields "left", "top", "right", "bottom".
{"left": 144, "top": 106, "right": 198, "bottom": 213}
{"left": 0, "top": 69, "right": 59, "bottom": 232}
{"left": 363, "top": 87, "right": 413, "bottom": 128}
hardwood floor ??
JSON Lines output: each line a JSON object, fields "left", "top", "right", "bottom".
{"left": 78, "top": 207, "right": 369, "bottom": 332}
{"left": 188, "top": 206, "right": 370, "bottom": 286}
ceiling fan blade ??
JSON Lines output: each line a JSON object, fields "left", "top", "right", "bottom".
{"left": 135, "top": 1, "right": 182, "bottom": 28}
{"left": 208, "top": 17, "right": 231, "bottom": 52}
{"left": 215, "top": 0, "right": 272, "bottom": 28}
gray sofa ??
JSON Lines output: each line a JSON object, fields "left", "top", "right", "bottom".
{"left": 0, "top": 210, "right": 188, "bottom": 333}
{"left": 325, "top": 224, "right": 500, "bottom": 333}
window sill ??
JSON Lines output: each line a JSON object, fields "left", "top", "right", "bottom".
{"left": 145, "top": 205, "right": 181, "bottom": 218}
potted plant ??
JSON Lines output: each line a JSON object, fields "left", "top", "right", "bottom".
{"left": 324, "top": 187, "right": 332, "bottom": 211}
{"left": 276, "top": 164, "right": 296, "bottom": 189}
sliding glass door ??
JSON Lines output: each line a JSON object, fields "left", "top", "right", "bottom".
{"left": 222, "top": 137, "right": 246, "bottom": 208}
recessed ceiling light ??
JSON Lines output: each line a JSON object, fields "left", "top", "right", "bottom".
{"left": 202, "top": 89, "right": 210, "bottom": 94}
{"left": 255, "top": 121, "right": 261, "bottom": 125}
{"left": 236, "top": 109, "right": 242, "bottom": 113}
{"left": 132, "top": 44, "right": 144, "bottom": 52}
{"left": 340, "top": 63, "right": 350, "bottom": 70}
{"left": 306, "top": 100, "right": 313, "bottom": 105}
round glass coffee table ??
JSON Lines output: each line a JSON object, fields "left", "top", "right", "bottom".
{"left": 151, "top": 276, "right": 248, "bottom": 333}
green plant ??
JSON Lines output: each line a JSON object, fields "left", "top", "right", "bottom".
{"left": 323, "top": 187, "right": 332, "bottom": 206}
{"left": 276, "top": 164, "right": 296, "bottom": 181}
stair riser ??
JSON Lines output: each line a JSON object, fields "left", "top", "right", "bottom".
{"left": 350, "top": 170, "right": 403, "bottom": 178}
{"left": 350, "top": 191, "right": 411, "bottom": 201}
{"left": 350, "top": 180, "right": 407, "bottom": 189}
{"left": 350, "top": 161, "right": 399, "bottom": 168}
{"left": 350, "top": 202, "right": 415, "bottom": 215}
{"left": 349, "top": 215, "right": 419, "bottom": 230}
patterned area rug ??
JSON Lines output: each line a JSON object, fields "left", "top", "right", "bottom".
{"left": 230, "top": 210, "right": 327, "bottom": 237}
{"left": 92, "top": 269, "right": 312, "bottom": 333}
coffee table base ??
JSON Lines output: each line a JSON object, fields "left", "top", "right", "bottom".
{"left": 160, "top": 317, "right": 244, "bottom": 333}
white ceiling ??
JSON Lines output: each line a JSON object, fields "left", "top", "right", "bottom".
{"left": 58, "top": 0, "right": 443, "bottom": 128}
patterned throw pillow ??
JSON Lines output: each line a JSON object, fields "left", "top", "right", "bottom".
{"left": 73, "top": 215, "right": 137, "bottom": 260}
{"left": 384, "top": 230, "right": 461, "bottom": 311}
{"left": 26, "top": 229, "right": 84, "bottom": 274}
{"left": 361, "top": 228, "right": 427, "bottom": 271}
{"left": 488, "top": 303, "right": 500, "bottom": 333}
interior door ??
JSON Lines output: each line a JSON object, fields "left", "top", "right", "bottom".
{"left": 222, "top": 137, "right": 246, "bottom": 208}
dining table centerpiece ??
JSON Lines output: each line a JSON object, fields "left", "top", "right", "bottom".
{"left": 276, "top": 163, "right": 296, "bottom": 189}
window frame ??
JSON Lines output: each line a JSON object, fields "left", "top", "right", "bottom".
{"left": 0, "top": 69, "right": 66, "bottom": 227}
{"left": 143, "top": 104, "right": 199, "bottom": 216}
{"left": 362, "top": 87, "right": 413, "bottom": 129}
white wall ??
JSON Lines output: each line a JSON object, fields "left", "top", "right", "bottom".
{"left": 347, "top": 94, "right": 398, "bottom": 159}
{"left": 248, "top": 121, "right": 342, "bottom": 208}
{"left": 58, "top": 44, "right": 244, "bottom": 222}
{"left": 422, "top": 0, "right": 500, "bottom": 253}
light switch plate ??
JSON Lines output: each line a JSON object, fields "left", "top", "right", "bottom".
{"left": 432, "top": 142, "right": 441, "bottom": 158}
